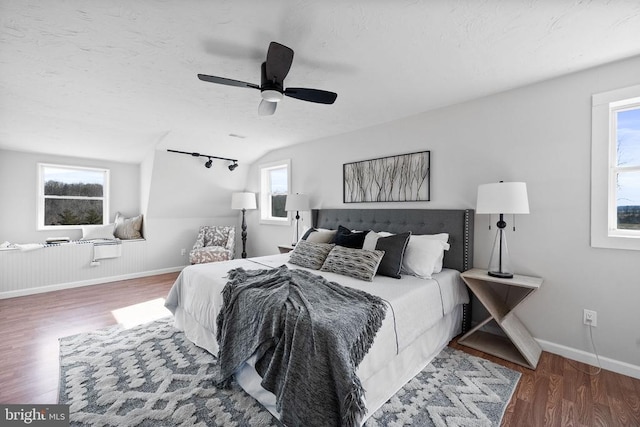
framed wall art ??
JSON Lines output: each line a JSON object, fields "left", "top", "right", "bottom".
{"left": 343, "top": 151, "right": 430, "bottom": 203}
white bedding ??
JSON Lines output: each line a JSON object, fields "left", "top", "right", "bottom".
{"left": 164, "top": 253, "right": 469, "bottom": 422}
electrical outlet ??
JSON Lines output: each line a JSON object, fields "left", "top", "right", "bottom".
{"left": 181, "top": 248, "right": 186, "bottom": 256}
{"left": 583, "top": 309, "right": 597, "bottom": 327}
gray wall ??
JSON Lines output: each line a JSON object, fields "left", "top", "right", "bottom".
{"left": 244, "top": 55, "right": 640, "bottom": 373}
{"left": 141, "top": 149, "right": 248, "bottom": 269}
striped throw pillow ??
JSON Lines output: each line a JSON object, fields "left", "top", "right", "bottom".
{"left": 320, "top": 245, "right": 385, "bottom": 281}
{"left": 288, "top": 241, "right": 335, "bottom": 270}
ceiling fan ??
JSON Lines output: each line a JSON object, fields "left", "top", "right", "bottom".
{"left": 198, "top": 41, "right": 338, "bottom": 116}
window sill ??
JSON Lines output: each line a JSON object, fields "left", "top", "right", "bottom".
{"left": 591, "top": 233, "right": 640, "bottom": 251}
{"left": 259, "top": 219, "right": 290, "bottom": 226}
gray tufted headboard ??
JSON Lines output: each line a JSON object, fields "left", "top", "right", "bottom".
{"left": 312, "top": 208, "right": 474, "bottom": 272}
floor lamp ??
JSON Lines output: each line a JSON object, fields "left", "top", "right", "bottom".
{"left": 231, "top": 192, "right": 256, "bottom": 258}
{"left": 285, "top": 193, "right": 310, "bottom": 246}
{"left": 476, "top": 182, "right": 529, "bottom": 278}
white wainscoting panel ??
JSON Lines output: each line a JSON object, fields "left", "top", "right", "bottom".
{"left": 0, "top": 240, "right": 147, "bottom": 296}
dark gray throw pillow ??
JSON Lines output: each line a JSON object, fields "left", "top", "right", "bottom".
{"left": 331, "top": 225, "right": 369, "bottom": 249}
{"left": 375, "top": 232, "right": 412, "bottom": 279}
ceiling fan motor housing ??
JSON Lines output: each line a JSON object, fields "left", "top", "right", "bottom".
{"left": 260, "top": 62, "right": 284, "bottom": 102}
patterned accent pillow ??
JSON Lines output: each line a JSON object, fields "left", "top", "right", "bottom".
{"left": 320, "top": 245, "right": 385, "bottom": 282}
{"left": 114, "top": 212, "right": 143, "bottom": 240}
{"left": 288, "top": 241, "right": 336, "bottom": 270}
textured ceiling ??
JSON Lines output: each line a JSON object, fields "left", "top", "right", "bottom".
{"left": 1, "top": 0, "right": 640, "bottom": 164}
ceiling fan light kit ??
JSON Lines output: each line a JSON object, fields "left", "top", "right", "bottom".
{"left": 198, "top": 41, "right": 337, "bottom": 116}
{"left": 261, "top": 89, "right": 283, "bottom": 102}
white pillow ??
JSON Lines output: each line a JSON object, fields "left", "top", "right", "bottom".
{"left": 81, "top": 224, "right": 116, "bottom": 240}
{"left": 298, "top": 225, "right": 311, "bottom": 242}
{"left": 304, "top": 228, "right": 337, "bottom": 243}
{"left": 362, "top": 231, "right": 380, "bottom": 251}
{"left": 401, "top": 233, "right": 450, "bottom": 278}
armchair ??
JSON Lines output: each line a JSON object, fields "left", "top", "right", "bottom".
{"left": 189, "top": 226, "right": 236, "bottom": 264}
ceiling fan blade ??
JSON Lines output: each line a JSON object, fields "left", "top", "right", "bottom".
{"left": 284, "top": 88, "right": 337, "bottom": 104}
{"left": 258, "top": 99, "right": 277, "bottom": 116}
{"left": 265, "top": 42, "right": 294, "bottom": 83}
{"left": 197, "top": 74, "right": 259, "bottom": 89}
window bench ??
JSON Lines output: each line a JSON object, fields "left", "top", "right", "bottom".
{"left": 0, "top": 239, "right": 150, "bottom": 298}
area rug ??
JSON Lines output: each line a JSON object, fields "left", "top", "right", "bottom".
{"left": 59, "top": 317, "right": 520, "bottom": 426}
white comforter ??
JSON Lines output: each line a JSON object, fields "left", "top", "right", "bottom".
{"left": 165, "top": 253, "right": 468, "bottom": 379}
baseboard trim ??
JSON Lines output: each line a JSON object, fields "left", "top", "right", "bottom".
{"left": 537, "top": 338, "right": 640, "bottom": 380}
{"left": 0, "top": 266, "right": 184, "bottom": 299}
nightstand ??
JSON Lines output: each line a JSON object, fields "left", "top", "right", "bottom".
{"left": 278, "top": 245, "right": 294, "bottom": 254}
{"left": 458, "top": 268, "right": 543, "bottom": 369}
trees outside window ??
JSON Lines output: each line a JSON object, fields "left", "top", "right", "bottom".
{"left": 38, "top": 164, "right": 109, "bottom": 229}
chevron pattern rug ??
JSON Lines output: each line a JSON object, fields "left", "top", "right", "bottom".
{"left": 58, "top": 317, "right": 520, "bottom": 426}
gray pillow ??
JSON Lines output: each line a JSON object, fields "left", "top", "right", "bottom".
{"left": 114, "top": 212, "right": 143, "bottom": 239}
{"left": 288, "top": 240, "right": 335, "bottom": 270}
{"left": 320, "top": 245, "right": 385, "bottom": 282}
{"left": 375, "top": 232, "right": 411, "bottom": 279}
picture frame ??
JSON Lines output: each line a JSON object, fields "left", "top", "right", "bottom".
{"left": 343, "top": 151, "right": 430, "bottom": 203}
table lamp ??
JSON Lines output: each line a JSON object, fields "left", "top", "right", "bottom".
{"left": 285, "top": 193, "right": 310, "bottom": 245}
{"left": 476, "top": 182, "right": 529, "bottom": 278}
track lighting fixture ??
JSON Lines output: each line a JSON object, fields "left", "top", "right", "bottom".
{"left": 167, "top": 149, "right": 239, "bottom": 171}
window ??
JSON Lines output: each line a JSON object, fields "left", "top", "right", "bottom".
{"left": 610, "top": 103, "right": 640, "bottom": 234}
{"left": 38, "top": 163, "right": 109, "bottom": 230}
{"left": 260, "top": 159, "right": 291, "bottom": 225}
{"left": 591, "top": 84, "right": 640, "bottom": 250}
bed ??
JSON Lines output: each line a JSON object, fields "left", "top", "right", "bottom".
{"left": 165, "top": 208, "right": 474, "bottom": 426}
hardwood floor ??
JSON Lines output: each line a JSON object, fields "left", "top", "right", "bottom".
{"left": 0, "top": 273, "right": 178, "bottom": 404}
{"left": 449, "top": 339, "right": 640, "bottom": 426}
{"left": 1, "top": 273, "right": 639, "bottom": 426}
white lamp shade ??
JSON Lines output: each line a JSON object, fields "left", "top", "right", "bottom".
{"left": 231, "top": 192, "right": 257, "bottom": 210}
{"left": 285, "top": 193, "right": 310, "bottom": 211}
{"left": 476, "top": 182, "right": 529, "bottom": 214}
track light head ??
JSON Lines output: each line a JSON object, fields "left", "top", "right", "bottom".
{"left": 205, "top": 158, "right": 213, "bottom": 169}
{"left": 228, "top": 162, "right": 238, "bottom": 171}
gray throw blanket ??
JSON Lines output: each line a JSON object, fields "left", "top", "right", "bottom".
{"left": 216, "top": 266, "right": 387, "bottom": 427}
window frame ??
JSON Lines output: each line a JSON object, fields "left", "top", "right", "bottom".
{"left": 259, "top": 159, "right": 291, "bottom": 226}
{"left": 37, "top": 163, "right": 110, "bottom": 230}
{"left": 591, "top": 84, "right": 640, "bottom": 250}
{"left": 608, "top": 99, "right": 640, "bottom": 237}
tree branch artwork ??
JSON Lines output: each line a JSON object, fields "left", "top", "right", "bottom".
{"left": 343, "top": 151, "right": 430, "bottom": 203}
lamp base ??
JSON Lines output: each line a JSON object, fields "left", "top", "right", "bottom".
{"left": 487, "top": 221, "right": 514, "bottom": 279}
{"left": 488, "top": 270, "right": 514, "bottom": 279}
